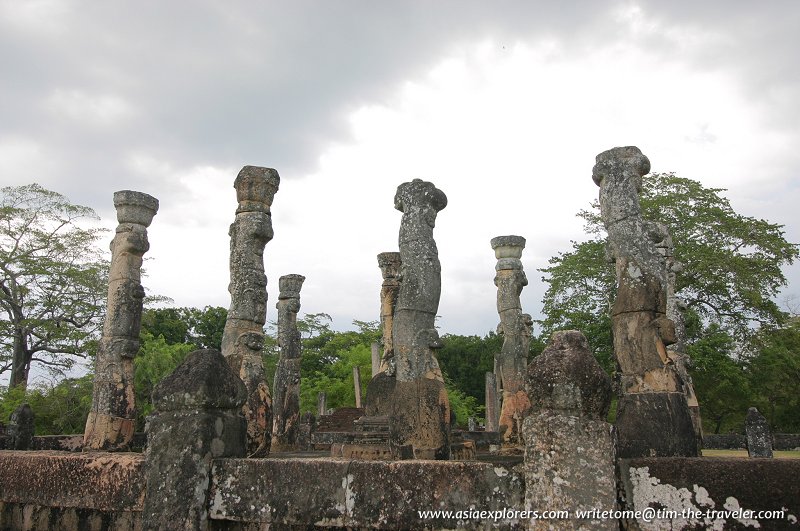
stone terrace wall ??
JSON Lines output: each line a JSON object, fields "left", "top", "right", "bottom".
{"left": 2, "top": 450, "right": 799, "bottom": 530}
{"left": 619, "top": 457, "right": 800, "bottom": 530}
{"left": 0, "top": 450, "right": 145, "bottom": 530}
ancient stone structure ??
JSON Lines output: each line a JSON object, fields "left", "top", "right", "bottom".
{"left": 220, "top": 165, "right": 279, "bottom": 457}
{"left": 523, "top": 330, "right": 617, "bottom": 529}
{"left": 593, "top": 146, "right": 698, "bottom": 458}
{"left": 365, "top": 179, "right": 450, "bottom": 459}
{"left": 491, "top": 235, "right": 532, "bottom": 445}
{"left": 370, "top": 342, "right": 380, "bottom": 377}
{"left": 485, "top": 372, "right": 500, "bottom": 433}
{"left": 271, "top": 274, "right": 304, "bottom": 452}
{"left": 317, "top": 392, "right": 327, "bottom": 417}
{"left": 84, "top": 190, "right": 158, "bottom": 451}
{"left": 746, "top": 407, "right": 773, "bottom": 458}
{"left": 353, "top": 366, "right": 363, "bottom": 408}
{"left": 376, "top": 251, "right": 402, "bottom": 374}
{"left": 141, "top": 349, "right": 247, "bottom": 530}
{"left": 663, "top": 231, "right": 703, "bottom": 444}
{"left": 7, "top": 403, "right": 34, "bottom": 450}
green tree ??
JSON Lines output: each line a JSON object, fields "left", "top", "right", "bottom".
{"left": 540, "top": 172, "right": 799, "bottom": 365}
{"left": 745, "top": 318, "right": 800, "bottom": 432}
{"left": 0, "top": 374, "right": 94, "bottom": 435}
{"left": 0, "top": 184, "right": 108, "bottom": 389}
{"left": 140, "top": 306, "right": 228, "bottom": 350}
{"left": 436, "top": 332, "right": 502, "bottom": 404}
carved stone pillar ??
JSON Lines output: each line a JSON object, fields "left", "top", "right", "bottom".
{"left": 376, "top": 251, "right": 401, "bottom": 375}
{"left": 84, "top": 190, "right": 158, "bottom": 451}
{"left": 221, "top": 165, "right": 279, "bottom": 457}
{"left": 491, "top": 235, "right": 532, "bottom": 445}
{"left": 271, "top": 274, "right": 304, "bottom": 452}
{"left": 365, "top": 179, "right": 450, "bottom": 460}
{"left": 592, "top": 146, "right": 697, "bottom": 457}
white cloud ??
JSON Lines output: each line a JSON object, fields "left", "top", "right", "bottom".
{"left": 45, "top": 89, "right": 135, "bottom": 126}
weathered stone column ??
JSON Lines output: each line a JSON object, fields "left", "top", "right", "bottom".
{"left": 592, "top": 146, "right": 698, "bottom": 457}
{"left": 485, "top": 372, "right": 500, "bottom": 433}
{"left": 141, "top": 349, "right": 247, "bottom": 530}
{"left": 371, "top": 342, "right": 381, "bottom": 377}
{"left": 491, "top": 235, "right": 532, "bottom": 445}
{"left": 746, "top": 407, "right": 773, "bottom": 458}
{"left": 365, "top": 179, "right": 451, "bottom": 459}
{"left": 84, "top": 190, "right": 158, "bottom": 451}
{"left": 523, "top": 331, "right": 617, "bottom": 530}
{"left": 353, "top": 366, "right": 363, "bottom": 408}
{"left": 271, "top": 274, "right": 304, "bottom": 452}
{"left": 663, "top": 230, "right": 703, "bottom": 444}
{"left": 317, "top": 392, "right": 327, "bottom": 417}
{"left": 221, "top": 165, "right": 279, "bottom": 457}
{"left": 376, "top": 251, "right": 401, "bottom": 374}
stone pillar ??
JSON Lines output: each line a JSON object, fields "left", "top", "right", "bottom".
{"left": 376, "top": 251, "right": 402, "bottom": 374}
{"left": 592, "top": 146, "right": 698, "bottom": 458}
{"left": 746, "top": 407, "right": 773, "bottom": 458}
{"left": 523, "top": 331, "right": 617, "bottom": 530}
{"left": 365, "top": 179, "right": 450, "bottom": 460}
{"left": 220, "top": 165, "right": 279, "bottom": 457}
{"left": 84, "top": 190, "right": 158, "bottom": 451}
{"left": 271, "top": 274, "right": 304, "bottom": 452}
{"left": 371, "top": 342, "right": 381, "bottom": 377}
{"left": 7, "top": 403, "right": 34, "bottom": 450}
{"left": 663, "top": 230, "right": 703, "bottom": 445}
{"left": 141, "top": 349, "right": 247, "bottom": 530}
{"left": 317, "top": 392, "right": 327, "bottom": 417}
{"left": 485, "top": 372, "right": 500, "bottom": 433}
{"left": 491, "top": 235, "right": 532, "bottom": 445}
{"left": 353, "top": 366, "right": 363, "bottom": 408}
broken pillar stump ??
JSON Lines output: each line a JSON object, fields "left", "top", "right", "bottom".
{"left": 523, "top": 331, "right": 617, "bottom": 530}
{"left": 141, "top": 349, "right": 247, "bottom": 530}
{"left": 7, "top": 403, "right": 34, "bottom": 450}
{"left": 746, "top": 407, "right": 773, "bottom": 458}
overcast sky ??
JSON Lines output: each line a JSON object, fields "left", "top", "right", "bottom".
{"left": 2, "top": 1, "right": 799, "bottom": 361}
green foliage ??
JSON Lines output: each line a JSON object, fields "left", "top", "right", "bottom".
{"left": 0, "top": 374, "right": 94, "bottom": 435}
{"left": 133, "top": 332, "right": 193, "bottom": 428}
{"left": 540, "top": 172, "right": 798, "bottom": 365}
{"left": 445, "top": 379, "right": 484, "bottom": 427}
{"left": 687, "top": 325, "right": 750, "bottom": 434}
{"left": 745, "top": 319, "right": 800, "bottom": 432}
{"left": 140, "top": 306, "right": 227, "bottom": 350}
{"left": 0, "top": 184, "right": 108, "bottom": 388}
{"left": 299, "top": 343, "right": 372, "bottom": 413}
{"left": 436, "top": 332, "right": 501, "bottom": 404}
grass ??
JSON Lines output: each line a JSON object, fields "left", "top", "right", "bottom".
{"left": 701, "top": 449, "right": 800, "bottom": 459}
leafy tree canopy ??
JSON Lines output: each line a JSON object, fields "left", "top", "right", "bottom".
{"left": 0, "top": 184, "right": 108, "bottom": 388}
{"left": 540, "top": 172, "right": 799, "bottom": 363}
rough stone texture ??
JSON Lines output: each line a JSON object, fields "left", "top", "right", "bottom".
{"left": 523, "top": 330, "right": 617, "bottom": 529}
{"left": 353, "top": 366, "right": 363, "bottom": 408}
{"left": 371, "top": 341, "right": 381, "bottom": 377}
{"left": 271, "top": 273, "right": 305, "bottom": 452}
{"left": 593, "top": 146, "right": 698, "bottom": 458}
{"left": 491, "top": 235, "right": 532, "bottom": 446}
{"left": 7, "top": 403, "right": 33, "bottom": 450}
{"left": 376, "top": 251, "right": 402, "bottom": 375}
{"left": 141, "top": 349, "right": 247, "bottom": 531}
{"left": 208, "top": 458, "right": 524, "bottom": 529}
{"left": 663, "top": 223, "right": 703, "bottom": 445}
{"left": 745, "top": 407, "right": 773, "bottom": 458}
{"left": 0, "top": 450, "right": 145, "bottom": 528}
{"left": 485, "top": 371, "right": 500, "bottom": 433}
{"left": 527, "top": 331, "right": 611, "bottom": 420}
{"left": 317, "top": 391, "right": 327, "bottom": 417}
{"left": 619, "top": 457, "right": 799, "bottom": 530}
{"left": 84, "top": 190, "right": 158, "bottom": 451}
{"left": 365, "top": 373, "right": 450, "bottom": 459}
{"left": 366, "top": 180, "right": 450, "bottom": 459}
{"left": 220, "top": 165, "right": 279, "bottom": 457}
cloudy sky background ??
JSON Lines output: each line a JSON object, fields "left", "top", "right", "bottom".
{"left": 2, "top": 1, "right": 799, "bottom": 381}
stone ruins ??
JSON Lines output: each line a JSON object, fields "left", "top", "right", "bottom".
{"left": 376, "top": 251, "right": 401, "bottom": 375}
{"left": 84, "top": 190, "right": 158, "bottom": 451}
{"left": 365, "top": 179, "right": 451, "bottom": 459}
{"left": 2, "top": 149, "right": 796, "bottom": 530}
{"left": 272, "top": 274, "right": 305, "bottom": 451}
{"left": 491, "top": 235, "right": 533, "bottom": 445}
{"left": 524, "top": 330, "right": 616, "bottom": 529}
{"left": 220, "top": 165, "right": 279, "bottom": 457}
{"left": 592, "top": 146, "right": 698, "bottom": 458}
